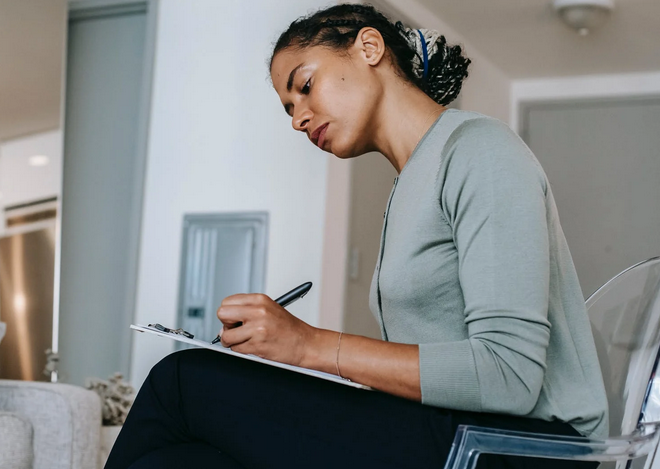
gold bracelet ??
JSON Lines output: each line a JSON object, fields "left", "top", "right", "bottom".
{"left": 335, "top": 331, "right": 344, "bottom": 379}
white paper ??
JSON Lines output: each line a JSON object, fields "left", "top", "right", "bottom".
{"left": 131, "top": 324, "right": 372, "bottom": 390}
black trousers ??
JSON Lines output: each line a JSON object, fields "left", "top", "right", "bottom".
{"left": 105, "top": 349, "right": 596, "bottom": 469}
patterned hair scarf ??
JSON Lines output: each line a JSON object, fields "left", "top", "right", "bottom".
{"left": 398, "top": 25, "right": 445, "bottom": 82}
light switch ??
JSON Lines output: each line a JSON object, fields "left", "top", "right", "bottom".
{"left": 349, "top": 246, "right": 360, "bottom": 281}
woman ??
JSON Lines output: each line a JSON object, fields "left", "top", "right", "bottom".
{"left": 105, "top": 4, "right": 608, "bottom": 469}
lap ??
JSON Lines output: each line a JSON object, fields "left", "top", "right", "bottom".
{"left": 117, "top": 348, "right": 593, "bottom": 469}
{"left": 128, "top": 443, "right": 245, "bottom": 469}
{"left": 157, "top": 348, "right": 444, "bottom": 468}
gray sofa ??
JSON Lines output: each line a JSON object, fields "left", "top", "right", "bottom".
{"left": 0, "top": 379, "right": 102, "bottom": 469}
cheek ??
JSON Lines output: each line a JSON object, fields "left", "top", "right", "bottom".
{"left": 329, "top": 110, "right": 369, "bottom": 159}
{"left": 312, "top": 77, "right": 371, "bottom": 156}
{"left": 337, "top": 89, "right": 373, "bottom": 142}
{"left": 317, "top": 71, "right": 361, "bottom": 108}
{"left": 312, "top": 79, "right": 342, "bottom": 113}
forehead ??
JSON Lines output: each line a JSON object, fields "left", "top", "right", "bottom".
{"left": 270, "top": 49, "right": 302, "bottom": 86}
{"left": 270, "top": 46, "right": 343, "bottom": 94}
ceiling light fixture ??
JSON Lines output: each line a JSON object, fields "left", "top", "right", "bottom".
{"left": 553, "top": 0, "right": 615, "bottom": 36}
{"left": 28, "top": 155, "right": 50, "bottom": 167}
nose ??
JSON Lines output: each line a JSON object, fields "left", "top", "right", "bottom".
{"left": 292, "top": 107, "right": 312, "bottom": 133}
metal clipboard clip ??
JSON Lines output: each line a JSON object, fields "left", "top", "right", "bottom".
{"left": 148, "top": 323, "right": 194, "bottom": 339}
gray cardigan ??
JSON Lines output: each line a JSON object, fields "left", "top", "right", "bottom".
{"left": 369, "top": 109, "right": 609, "bottom": 438}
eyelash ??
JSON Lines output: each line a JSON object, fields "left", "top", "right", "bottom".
{"left": 285, "top": 79, "right": 311, "bottom": 117}
{"left": 301, "top": 79, "right": 311, "bottom": 94}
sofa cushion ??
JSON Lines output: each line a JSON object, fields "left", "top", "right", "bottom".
{"left": 0, "top": 411, "right": 33, "bottom": 469}
{"left": 0, "top": 380, "right": 101, "bottom": 469}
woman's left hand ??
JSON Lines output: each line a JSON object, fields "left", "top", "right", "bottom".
{"left": 216, "top": 293, "right": 316, "bottom": 366}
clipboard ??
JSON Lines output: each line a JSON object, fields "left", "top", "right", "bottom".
{"left": 131, "top": 324, "right": 372, "bottom": 390}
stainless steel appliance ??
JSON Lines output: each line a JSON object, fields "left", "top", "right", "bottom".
{"left": 0, "top": 199, "right": 56, "bottom": 381}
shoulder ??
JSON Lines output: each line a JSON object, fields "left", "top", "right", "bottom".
{"left": 444, "top": 112, "right": 530, "bottom": 160}
{"left": 438, "top": 111, "right": 547, "bottom": 192}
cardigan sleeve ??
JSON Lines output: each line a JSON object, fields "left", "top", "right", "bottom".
{"left": 418, "top": 117, "right": 552, "bottom": 415}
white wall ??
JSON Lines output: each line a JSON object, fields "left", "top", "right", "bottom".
{"left": 318, "top": 156, "right": 352, "bottom": 331}
{"left": 130, "top": 0, "right": 332, "bottom": 387}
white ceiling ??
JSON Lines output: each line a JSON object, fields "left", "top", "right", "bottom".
{"left": 0, "top": 0, "right": 656, "bottom": 141}
{"left": 386, "top": 0, "right": 660, "bottom": 79}
{"left": 0, "top": 0, "right": 67, "bottom": 141}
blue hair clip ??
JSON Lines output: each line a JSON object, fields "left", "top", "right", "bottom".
{"left": 417, "top": 29, "right": 429, "bottom": 82}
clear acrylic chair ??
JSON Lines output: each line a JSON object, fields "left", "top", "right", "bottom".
{"left": 444, "top": 256, "right": 660, "bottom": 469}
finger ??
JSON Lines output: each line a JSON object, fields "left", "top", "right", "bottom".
{"left": 216, "top": 305, "right": 250, "bottom": 325}
{"left": 229, "top": 339, "right": 265, "bottom": 358}
{"left": 229, "top": 342, "right": 253, "bottom": 356}
{"left": 220, "top": 324, "right": 252, "bottom": 348}
{"left": 211, "top": 323, "right": 241, "bottom": 343}
{"left": 221, "top": 293, "right": 271, "bottom": 307}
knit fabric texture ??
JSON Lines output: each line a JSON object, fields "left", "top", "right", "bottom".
{"left": 369, "top": 108, "right": 609, "bottom": 438}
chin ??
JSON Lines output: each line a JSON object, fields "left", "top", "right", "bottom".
{"left": 330, "top": 148, "right": 356, "bottom": 160}
{"left": 329, "top": 140, "right": 363, "bottom": 160}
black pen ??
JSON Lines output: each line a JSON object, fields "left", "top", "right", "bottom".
{"left": 211, "top": 282, "right": 313, "bottom": 344}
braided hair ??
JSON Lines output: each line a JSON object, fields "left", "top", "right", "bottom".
{"left": 269, "top": 4, "right": 471, "bottom": 106}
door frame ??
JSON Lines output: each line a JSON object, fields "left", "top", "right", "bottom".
{"left": 518, "top": 94, "right": 660, "bottom": 144}
{"left": 510, "top": 71, "right": 660, "bottom": 135}
{"left": 53, "top": 0, "right": 158, "bottom": 381}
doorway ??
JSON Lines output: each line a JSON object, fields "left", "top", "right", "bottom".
{"left": 521, "top": 96, "right": 660, "bottom": 297}
{"left": 58, "top": 0, "right": 154, "bottom": 385}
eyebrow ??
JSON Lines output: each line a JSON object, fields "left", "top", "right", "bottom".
{"left": 287, "top": 62, "right": 305, "bottom": 92}
{"left": 283, "top": 62, "right": 305, "bottom": 116}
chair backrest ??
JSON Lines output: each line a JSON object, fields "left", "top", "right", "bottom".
{"left": 586, "top": 257, "right": 660, "bottom": 437}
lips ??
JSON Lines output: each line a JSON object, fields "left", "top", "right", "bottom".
{"left": 311, "top": 123, "right": 329, "bottom": 148}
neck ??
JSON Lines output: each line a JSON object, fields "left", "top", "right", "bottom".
{"left": 369, "top": 84, "right": 446, "bottom": 173}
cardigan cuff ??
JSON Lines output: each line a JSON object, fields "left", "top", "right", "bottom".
{"left": 419, "top": 340, "right": 482, "bottom": 411}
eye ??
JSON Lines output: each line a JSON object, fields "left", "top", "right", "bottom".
{"left": 301, "top": 78, "right": 311, "bottom": 95}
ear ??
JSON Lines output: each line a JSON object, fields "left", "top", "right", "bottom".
{"left": 353, "top": 27, "right": 386, "bottom": 67}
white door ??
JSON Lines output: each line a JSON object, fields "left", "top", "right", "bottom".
{"left": 522, "top": 97, "right": 660, "bottom": 298}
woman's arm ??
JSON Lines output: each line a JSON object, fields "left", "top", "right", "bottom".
{"left": 218, "top": 118, "right": 554, "bottom": 411}
{"left": 305, "top": 328, "right": 421, "bottom": 400}
{"left": 217, "top": 296, "right": 421, "bottom": 401}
